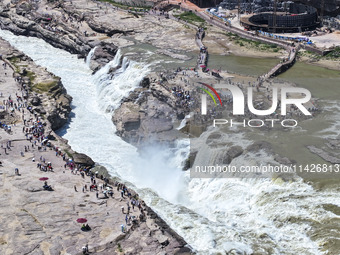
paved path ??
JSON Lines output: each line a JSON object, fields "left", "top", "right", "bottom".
{"left": 197, "top": 10, "right": 300, "bottom": 82}
{"left": 153, "top": 0, "right": 300, "bottom": 82}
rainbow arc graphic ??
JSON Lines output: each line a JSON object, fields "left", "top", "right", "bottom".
{"left": 198, "top": 82, "right": 223, "bottom": 115}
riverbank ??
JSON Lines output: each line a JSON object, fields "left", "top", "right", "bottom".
{"left": 298, "top": 54, "right": 340, "bottom": 71}
{"left": 2, "top": 0, "right": 339, "bottom": 71}
{"left": 0, "top": 37, "right": 191, "bottom": 255}
{"left": 1, "top": 1, "right": 340, "bottom": 254}
{"left": 0, "top": 0, "right": 332, "bottom": 187}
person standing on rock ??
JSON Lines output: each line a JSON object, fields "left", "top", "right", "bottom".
{"left": 74, "top": 185, "right": 77, "bottom": 192}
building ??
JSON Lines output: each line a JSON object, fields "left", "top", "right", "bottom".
{"left": 216, "top": 1, "right": 318, "bottom": 32}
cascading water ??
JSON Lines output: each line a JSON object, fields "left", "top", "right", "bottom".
{"left": 92, "top": 51, "right": 148, "bottom": 113}
{"left": 177, "top": 114, "right": 191, "bottom": 130}
{"left": 1, "top": 28, "right": 339, "bottom": 255}
{"left": 85, "top": 46, "right": 97, "bottom": 67}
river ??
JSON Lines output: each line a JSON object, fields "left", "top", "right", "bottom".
{"left": 1, "top": 28, "right": 339, "bottom": 255}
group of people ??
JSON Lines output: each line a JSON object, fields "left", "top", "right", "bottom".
{"left": 196, "top": 27, "right": 205, "bottom": 40}
{"left": 70, "top": 166, "right": 148, "bottom": 236}
{"left": 172, "top": 85, "right": 192, "bottom": 109}
{"left": 37, "top": 161, "right": 53, "bottom": 172}
{"left": 0, "top": 29, "right": 153, "bottom": 255}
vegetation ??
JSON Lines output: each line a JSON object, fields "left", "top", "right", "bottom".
{"left": 324, "top": 46, "right": 340, "bottom": 60}
{"left": 298, "top": 46, "right": 340, "bottom": 61}
{"left": 8, "top": 56, "right": 60, "bottom": 94}
{"left": 64, "top": 149, "right": 73, "bottom": 158}
{"left": 25, "top": 70, "right": 36, "bottom": 83}
{"left": 174, "top": 11, "right": 205, "bottom": 26}
{"left": 32, "top": 80, "right": 58, "bottom": 93}
{"left": 7, "top": 57, "right": 38, "bottom": 80}
{"left": 117, "top": 243, "right": 123, "bottom": 252}
{"left": 7, "top": 57, "right": 21, "bottom": 73}
{"left": 7, "top": 56, "right": 20, "bottom": 64}
{"left": 298, "top": 50, "right": 320, "bottom": 60}
{"left": 96, "top": 0, "right": 151, "bottom": 10}
{"left": 225, "top": 32, "right": 280, "bottom": 53}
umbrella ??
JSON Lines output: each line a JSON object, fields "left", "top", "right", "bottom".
{"left": 76, "top": 218, "right": 87, "bottom": 223}
{"left": 39, "top": 177, "right": 49, "bottom": 181}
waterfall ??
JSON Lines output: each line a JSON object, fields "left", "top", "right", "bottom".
{"left": 85, "top": 46, "right": 97, "bottom": 67}
{"left": 1, "top": 28, "right": 339, "bottom": 255}
{"left": 176, "top": 114, "right": 191, "bottom": 130}
{"left": 92, "top": 50, "right": 150, "bottom": 113}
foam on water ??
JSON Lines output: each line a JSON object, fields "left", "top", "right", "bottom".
{"left": 85, "top": 46, "right": 97, "bottom": 67}
{"left": 185, "top": 128, "right": 340, "bottom": 254}
{"left": 1, "top": 28, "right": 339, "bottom": 255}
{"left": 176, "top": 114, "right": 191, "bottom": 130}
{"left": 92, "top": 52, "right": 149, "bottom": 113}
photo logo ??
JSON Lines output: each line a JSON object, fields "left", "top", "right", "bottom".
{"left": 199, "top": 84, "right": 312, "bottom": 128}
{"left": 199, "top": 82, "right": 223, "bottom": 115}
{"left": 201, "top": 85, "right": 312, "bottom": 116}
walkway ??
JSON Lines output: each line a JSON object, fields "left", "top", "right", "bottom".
{"left": 166, "top": 12, "right": 207, "bottom": 69}
{"left": 260, "top": 45, "right": 300, "bottom": 81}
{"left": 195, "top": 11, "right": 300, "bottom": 82}
{"left": 195, "top": 28, "right": 208, "bottom": 68}
{"left": 154, "top": 0, "right": 300, "bottom": 82}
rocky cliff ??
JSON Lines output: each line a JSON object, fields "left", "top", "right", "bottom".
{"left": 0, "top": 0, "right": 118, "bottom": 69}
{"left": 112, "top": 74, "right": 190, "bottom": 145}
{"left": 2, "top": 39, "right": 72, "bottom": 131}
